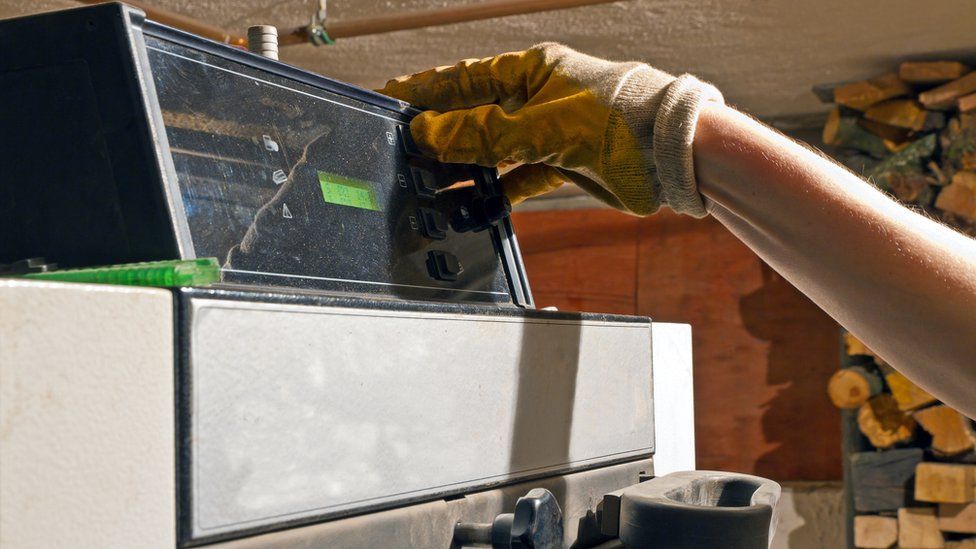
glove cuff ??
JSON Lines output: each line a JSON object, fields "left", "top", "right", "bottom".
{"left": 602, "top": 64, "right": 674, "bottom": 216}
{"left": 652, "top": 74, "right": 724, "bottom": 218}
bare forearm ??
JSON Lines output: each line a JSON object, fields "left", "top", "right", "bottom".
{"left": 693, "top": 104, "right": 976, "bottom": 417}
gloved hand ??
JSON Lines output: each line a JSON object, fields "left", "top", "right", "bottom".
{"left": 379, "top": 43, "right": 723, "bottom": 217}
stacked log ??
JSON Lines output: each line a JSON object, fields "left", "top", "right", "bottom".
{"left": 820, "top": 61, "right": 976, "bottom": 547}
{"left": 833, "top": 332, "right": 976, "bottom": 548}
{"left": 817, "top": 60, "right": 976, "bottom": 238}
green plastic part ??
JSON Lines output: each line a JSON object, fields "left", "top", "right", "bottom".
{"left": 21, "top": 258, "right": 221, "bottom": 288}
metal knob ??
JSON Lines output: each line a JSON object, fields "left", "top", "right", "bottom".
{"left": 454, "top": 488, "right": 563, "bottom": 548}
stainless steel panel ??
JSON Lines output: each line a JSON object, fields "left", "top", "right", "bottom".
{"left": 186, "top": 298, "right": 654, "bottom": 539}
{"left": 211, "top": 459, "right": 654, "bottom": 549}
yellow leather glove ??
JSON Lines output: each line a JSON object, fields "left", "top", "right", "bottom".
{"left": 379, "top": 43, "right": 722, "bottom": 217}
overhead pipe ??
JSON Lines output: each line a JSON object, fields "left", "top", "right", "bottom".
{"left": 280, "top": 0, "right": 625, "bottom": 46}
{"left": 76, "top": 0, "right": 626, "bottom": 48}
{"left": 76, "top": 0, "right": 247, "bottom": 46}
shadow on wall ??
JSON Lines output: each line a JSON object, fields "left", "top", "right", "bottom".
{"left": 739, "top": 263, "right": 842, "bottom": 481}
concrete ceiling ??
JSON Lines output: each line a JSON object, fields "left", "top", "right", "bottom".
{"left": 3, "top": 0, "right": 975, "bottom": 121}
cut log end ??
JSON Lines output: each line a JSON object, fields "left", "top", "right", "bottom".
{"left": 828, "top": 367, "right": 883, "bottom": 409}
{"left": 915, "top": 405, "right": 976, "bottom": 456}
{"left": 915, "top": 462, "right": 976, "bottom": 504}
{"left": 898, "top": 507, "right": 945, "bottom": 549}
{"left": 854, "top": 515, "right": 898, "bottom": 548}
{"left": 858, "top": 394, "right": 916, "bottom": 449}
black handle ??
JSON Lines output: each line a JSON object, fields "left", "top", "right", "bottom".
{"left": 600, "top": 471, "right": 781, "bottom": 549}
{"left": 454, "top": 488, "right": 563, "bottom": 549}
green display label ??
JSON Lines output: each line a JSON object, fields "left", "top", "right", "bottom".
{"left": 318, "top": 171, "right": 380, "bottom": 211}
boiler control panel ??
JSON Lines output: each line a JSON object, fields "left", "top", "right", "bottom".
{"left": 0, "top": 3, "right": 531, "bottom": 306}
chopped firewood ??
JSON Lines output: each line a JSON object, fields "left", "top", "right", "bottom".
{"left": 960, "top": 93, "right": 976, "bottom": 113}
{"left": 865, "top": 99, "right": 929, "bottom": 131}
{"left": 858, "top": 394, "right": 917, "bottom": 448}
{"left": 935, "top": 171, "right": 976, "bottom": 220}
{"left": 870, "top": 134, "right": 937, "bottom": 175}
{"left": 940, "top": 503, "right": 976, "bottom": 534}
{"left": 812, "top": 81, "right": 850, "bottom": 103}
{"left": 884, "top": 139, "right": 911, "bottom": 154}
{"left": 888, "top": 171, "right": 936, "bottom": 202}
{"left": 875, "top": 360, "right": 896, "bottom": 377}
{"left": 855, "top": 515, "right": 898, "bottom": 548}
{"left": 836, "top": 73, "right": 911, "bottom": 110}
{"left": 845, "top": 332, "right": 876, "bottom": 357}
{"left": 941, "top": 211, "right": 976, "bottom": 238}
{"left": 839, "top": 152, "right": 881, "bottom": 175}
{"left": 920, "top": 72, "right": 976, "bottom": 110}
{"left": 915, "top": 405, "right": 976, "bottom": 456}
{"left": 941, "top": 118, "right": 976, "bottom": 174}
{"left": 898, "top": 508, "right": 946, "bottom": 549}
{"left": 899, "top": 61, "right": 970, "bottom": 84}
{"left": 828, "top": 366, "right": 884, "bottom": 409}
{"left": 851, "top": 448, "right": 924, "bottom": 512}
{"left": 823, "top": 108, "right": 888, "bottom": 157}
{"left": 859, "top": 118, "right": 913, "bottom": 142}
{"left": 924, "top": 111, "right": 948, "bottom": 131}
{"left": 961, "top": 113, "right": 976, "bottom": 129}
{"left": 930, "top": 161, "right": 949, "bottom": 185}
{"left": 886, "top": 371, "right": 938, "bottom": 411}
{"left": 867, "top": 134, "right": 937, "bottom": 195}
{"left": 915, "top": 462, "right": 976, "bottom": 504}
{"left": 946, "top": 540, "right": 976, "bottom": 549}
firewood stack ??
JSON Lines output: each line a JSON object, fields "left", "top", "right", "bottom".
{"left": 816, "top": 60, "right": 976, "bottom": 237}
{"left": 829, "top": 332, "right": 976, "bottom": 548}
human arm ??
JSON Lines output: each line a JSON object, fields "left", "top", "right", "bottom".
{"left": 694, "top": 104, "right": 976, "bottom": 417}
{"left": 380, "top": 44, "right": 976, "bottom": 417}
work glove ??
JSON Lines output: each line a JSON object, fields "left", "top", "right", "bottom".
{"left": 379, "top": 42, "right": 723, "bottom": 217}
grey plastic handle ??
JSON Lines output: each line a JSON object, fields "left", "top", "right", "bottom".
{"left": 601, "top": 471, "right": 781, "bottom": 549}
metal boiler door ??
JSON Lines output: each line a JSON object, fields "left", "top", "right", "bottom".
{"left": 180, "top": 295, "right": 654, "bottom": 542}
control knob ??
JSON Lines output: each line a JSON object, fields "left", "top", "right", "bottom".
{"left": 453, "top": 488, "right": 563, "bottom": 548}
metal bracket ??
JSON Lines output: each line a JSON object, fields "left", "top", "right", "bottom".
{"left": 306, "top": 0, "right": 334, "bottom": 46}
